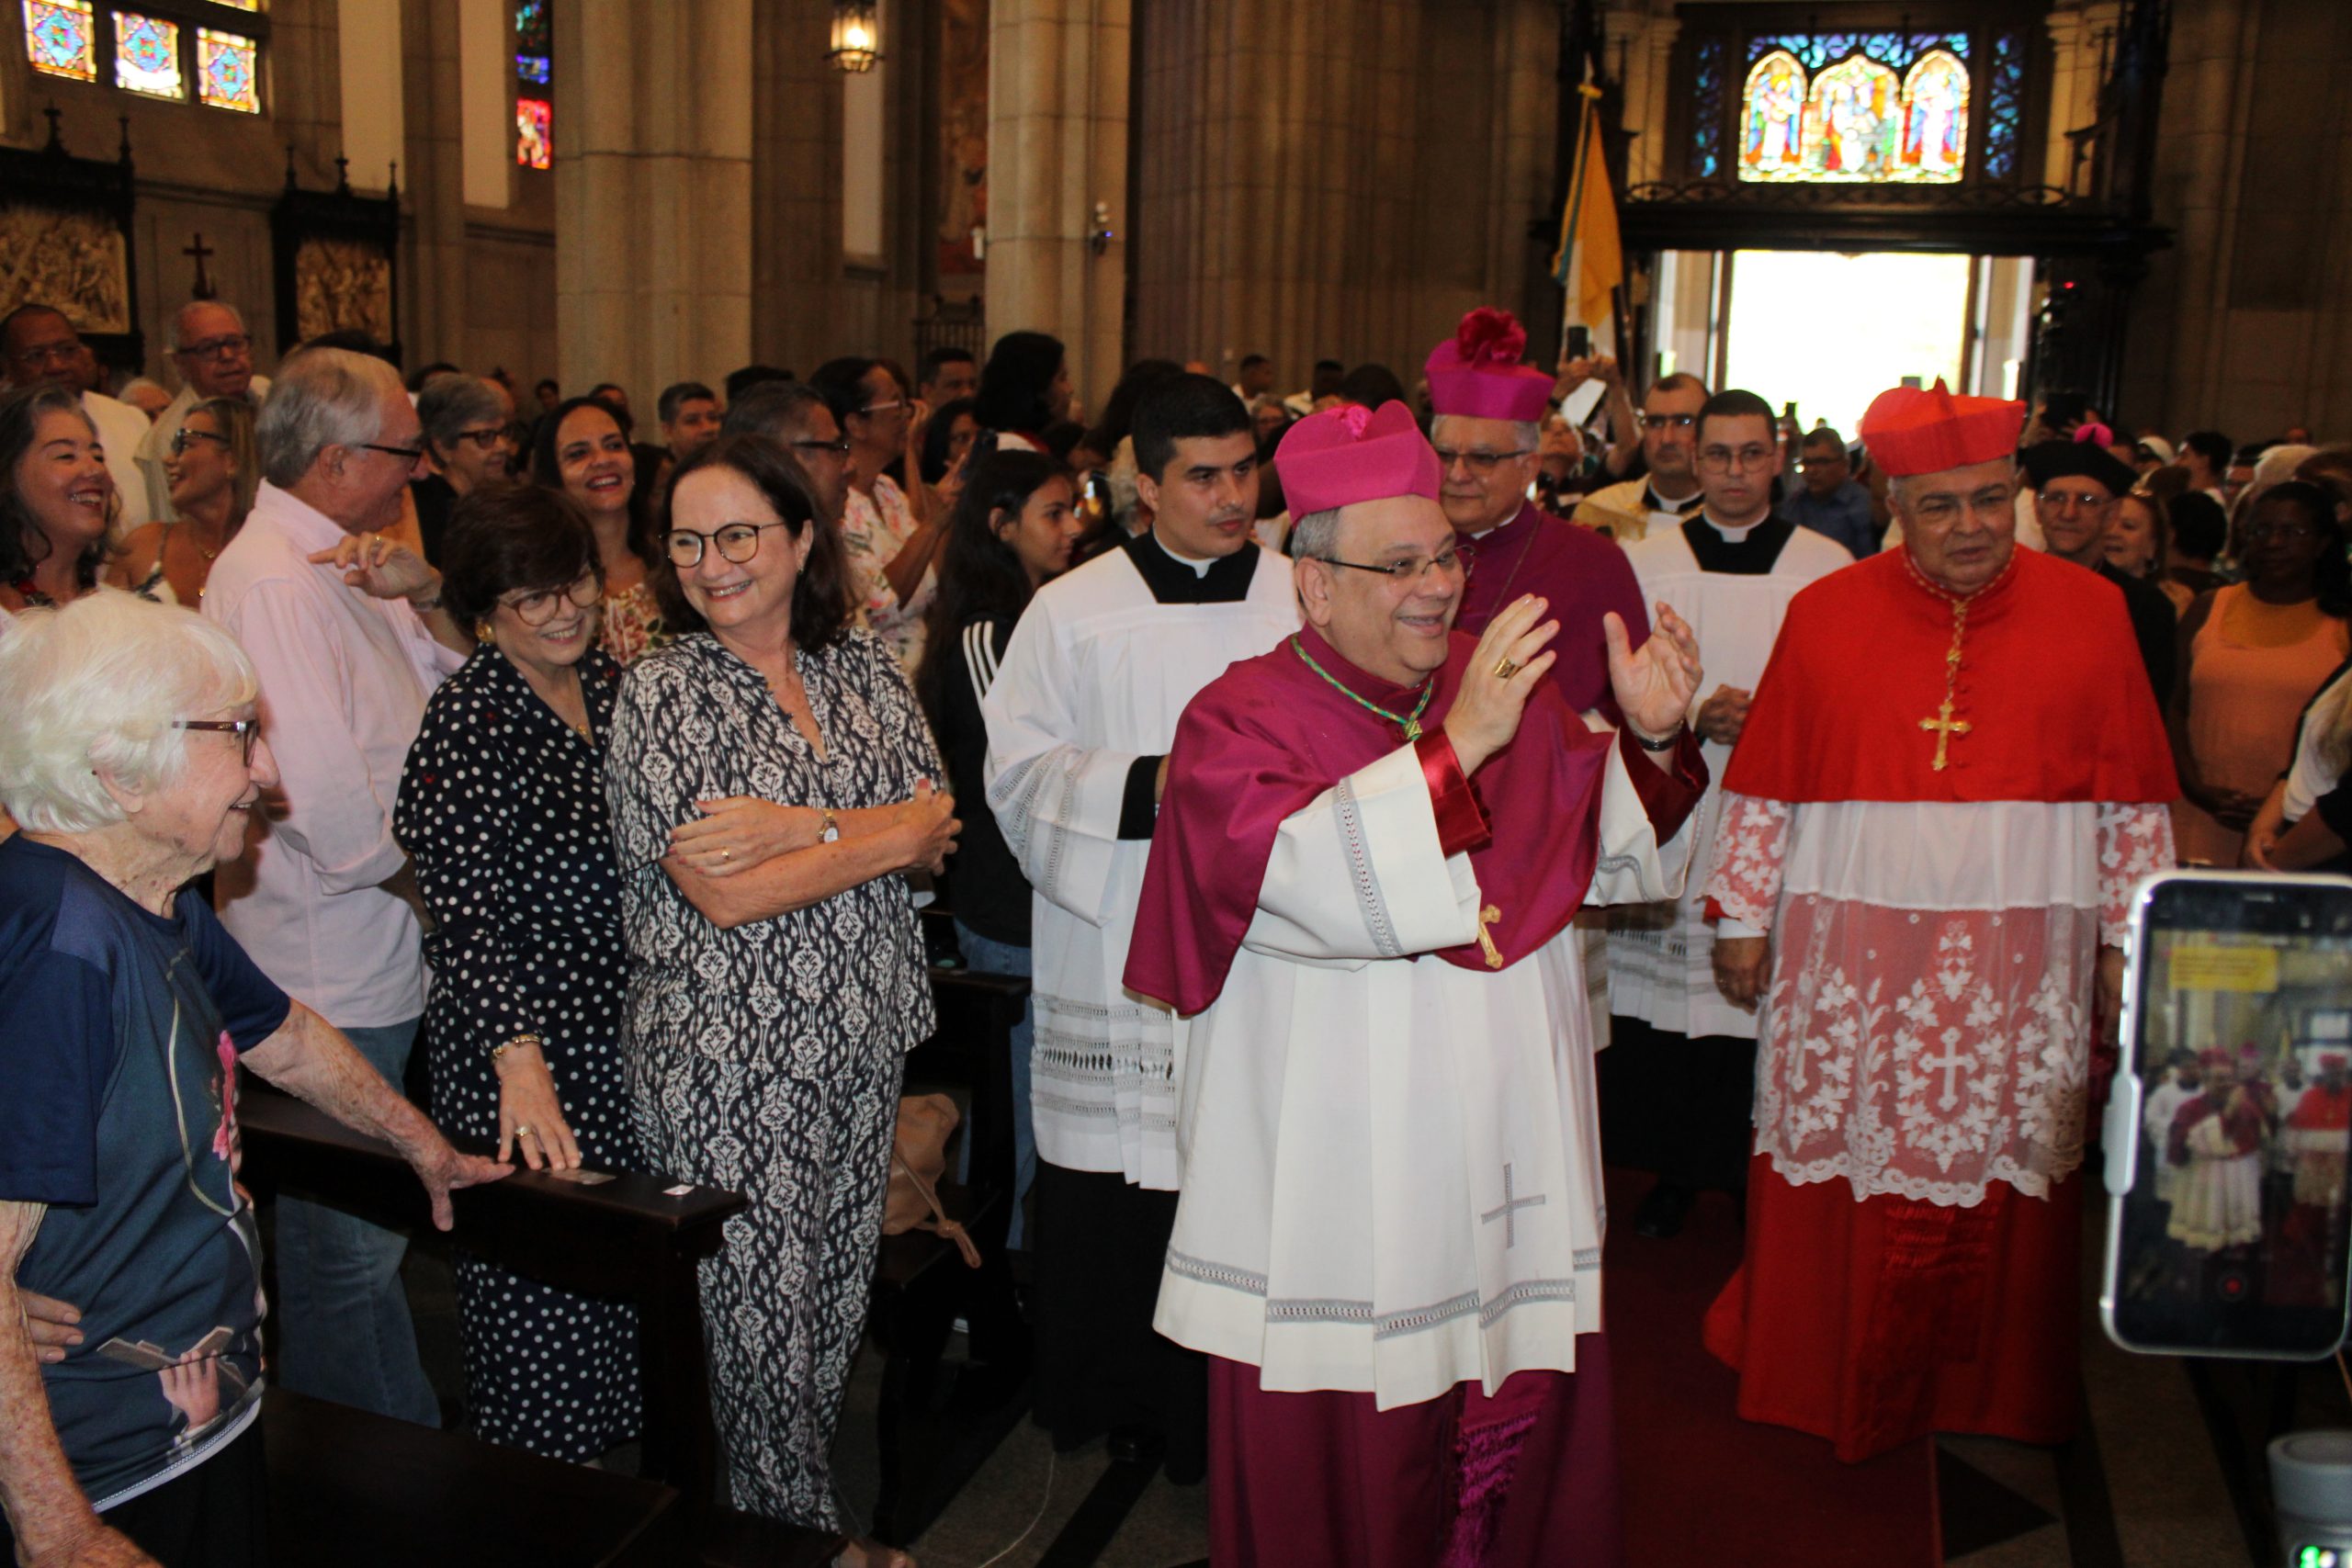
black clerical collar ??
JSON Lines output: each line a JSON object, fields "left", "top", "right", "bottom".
{"left": 1647, "top": 484, "right": 1703, "bottom": 516}
{"left": 1681, "top": 513, "right": 1796, "bottom": 575}
{"left": 1122, "top": 527, "right": 1261, "bottom": 604}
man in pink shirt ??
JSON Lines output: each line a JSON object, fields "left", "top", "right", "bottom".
{"left": 204, "top": 346, "right": 472, "bottom": 1424}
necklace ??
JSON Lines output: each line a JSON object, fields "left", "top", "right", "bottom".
{"left": 1291, "top": 637, "right": 1434, "bottom": 740}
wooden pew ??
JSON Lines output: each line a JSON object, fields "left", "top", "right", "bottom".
{"left": 238, "top": 1089, "right": 843, "bottom": 1564}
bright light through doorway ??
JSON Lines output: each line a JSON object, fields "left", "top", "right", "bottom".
{"left": 1723, "top": 250, "right": 1973, "bottom": 443}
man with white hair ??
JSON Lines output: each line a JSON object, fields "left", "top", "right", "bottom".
{"left": 135, "top": 300, "right": 271, "bottom": 524}
{"left": 1, "top": 302, "right": 153, "bottom": 534}
{"left": 202, "top": 346, "right": 471, "bottom": 1426}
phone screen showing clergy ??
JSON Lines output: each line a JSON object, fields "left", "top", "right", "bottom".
{"left": 2113, "top": 878, "right": 2352, "bottom": 1357}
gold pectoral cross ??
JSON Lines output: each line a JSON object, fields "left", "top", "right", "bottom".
{"left": 1477, "top": 904, "right": 1505, "bottom": 969}
{"left": 1918, "top": 699, "right": 1972, "bottom": 772}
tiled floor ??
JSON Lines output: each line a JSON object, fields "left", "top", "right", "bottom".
{"left": 399, "top": 1186, "right": 2322, "bottom": 1567}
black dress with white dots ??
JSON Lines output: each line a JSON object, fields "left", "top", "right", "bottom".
{"left": 395, "top": 644, "right": 642, "bottom": 1461}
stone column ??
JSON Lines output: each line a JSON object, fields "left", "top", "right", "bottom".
{"left": 556, "top": 0, "right": 752, "bottom": 398}
{"left": 985, "top": 0, "right": 1131, "bottom": 413}
{"left": 401, "top": 0, "right": 469, "bottom": 367}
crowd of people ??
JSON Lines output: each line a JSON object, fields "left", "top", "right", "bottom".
{"left": 4, "top": 281, "right": 2352, "bottom": 1568}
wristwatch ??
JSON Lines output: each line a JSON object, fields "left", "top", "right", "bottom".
{"left": 820, "top": 807, "right": 840, "bottom": 843}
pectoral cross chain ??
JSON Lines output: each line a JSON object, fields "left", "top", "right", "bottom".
{"left": 1918, "top": 600, "right": 1973, "bottom": 773}
{"left": 1477, "top": 904, "right": 1504, "bottom": 969}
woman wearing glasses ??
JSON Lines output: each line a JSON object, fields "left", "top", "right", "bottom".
{"left": 109, "top": 398, "right": 258, "bottom": 605}
{"left": 605, "top": 434, "right": 956, "bottom": 1550}
{"left": 811, "top": 356, "right": 940, "bottom": 671}
{"left": 0, "top": 385, "right": 118, "bottom": 617}
{"left": 392, "top": 484, "right": 643, "bottom": 1461}
{"left": 410, "top": 374, "right": 514, "bottom": 566}
{"left": 533, "top": 396, "right": 666, "bottom": 665}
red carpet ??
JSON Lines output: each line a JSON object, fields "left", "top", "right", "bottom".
{"left": 1605, "top": 1166, "right": 1941, "bottom": 1568}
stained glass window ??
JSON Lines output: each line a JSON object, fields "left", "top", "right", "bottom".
{"left": 113, "top": 10, "right": 185, "bottom": 98}
{"left": 1690, "top": 37, "right": 1728, "bottom": 181}
{"left": 24, "top": 0, "right": 99, "bottom": 82}
{"left": 514, "top": 0, "right": 548, "bottom": 84}
{"left": 198, "top": 28, "right": 259, "bottom": 111}
{"left": 516, "top": 96, "right": 551, "bottom": 170}
{"left": 1736, "top": 34, "right": 1970, "bottom": 186}
{"left": 1984, "top": 32, "right": 2025, "bottom": 180}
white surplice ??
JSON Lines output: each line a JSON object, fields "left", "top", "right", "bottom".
{"left": 1607, "top": 516, "right": 1851, "bottom": 1041}
{"left": 983, "top": 535, "right": 1298, "bottom": 1189}
{"left": 1156, "top": 740, "right": 1690, "bottom": 1409}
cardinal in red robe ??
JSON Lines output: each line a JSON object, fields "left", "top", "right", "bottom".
{"left": 1701, "top": 380, "right": 2178, "bottom": 1463}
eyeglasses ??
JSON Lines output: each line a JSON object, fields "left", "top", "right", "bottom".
{"left": 169, "top": 426, "right": 231, "bottom": 456}
{"left": 790, "top": 437, "right": 853, "bottom": 458}
{"left": 1640, "top": 413, "right": 1698, "bottom": 432}
{"left": 358, "top": 442, "right": 425, "bottom": 463}
{"left": 2036, "top": 487, "right": 2115, "bottom": 513}
{"left": 10, "top": 341, "right": 81, "bottom": 368}
{"left": 1797, "top": 454, "right": 1848, "bottom": 470}
{"left": 175, "top": 718, "right": 260, "bottom": 764}
{"left": 856, "top": 398, "right": 909, "bottom": 416}
{"left": 1697, "top": 444, "right": 1775, "bottom": 474}
{"left": 499, "top": 572, "right": 604, "bottom": 626}
{"left": 1431, "top": 447, "right": 1532, "bottom": 477}
{"left": 1317, "top": 544, "right": 1474, "bottom": 586}
{"left": 448, "top": 426, "right": 508, "bottom": 451}
{"left": 175, "top": 333, "right": 251, "bottom": 360}
{"left": 665, "top": 520, "right": 795, "bottom": 567}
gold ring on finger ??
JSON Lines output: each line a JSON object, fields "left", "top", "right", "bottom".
{"left": 1493, "top": 658, "right": 1521, "bottom": 681}
{"left": 514, "top": 1123, "right": 535, "bottom": 1138}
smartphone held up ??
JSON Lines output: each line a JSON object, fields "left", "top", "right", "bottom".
{"left": 2102, "top": 870, "right": 2352, "bottom": 1360}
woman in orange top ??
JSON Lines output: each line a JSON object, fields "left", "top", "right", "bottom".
{"left": 2172, "top": 481, "right": 2352, "bottom": 866}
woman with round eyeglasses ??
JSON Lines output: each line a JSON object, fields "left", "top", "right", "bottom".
{"left": 533, "top": 395, "right": 665, "bottom": 665}
{"left": 605, "top": 433, "right": 956, "bottom": 1549}
{"left": 111, "top": 399, "right": 258, "bottom": 605}
{"left": 0, "top": 384, "right": 118, "bottom": 618}
{"left": 392, "top": 483, "right": 644, "bottom": 1462}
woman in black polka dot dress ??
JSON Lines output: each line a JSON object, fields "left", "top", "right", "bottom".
{"left": 394, "top": 486, "right": 642, "bottom": 1461}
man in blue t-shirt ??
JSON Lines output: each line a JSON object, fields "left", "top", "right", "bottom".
{"left": 0, "top": 833, "right": 508, "bottom": 1566}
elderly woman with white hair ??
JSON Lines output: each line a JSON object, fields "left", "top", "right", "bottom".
{"left": 0, "top": 591, "right": 503, "bottom": 1568}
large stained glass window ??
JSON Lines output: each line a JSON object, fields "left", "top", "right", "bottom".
{"left": 1735, "top": 33, "right": 1972, "bottom": 186}
{"left": 514, "top": 0, "right": 548, "bottom": 83}
{"left": 1690, "top": 36, "right": 1729, "bottom": 180}
{"left": 198, "top": 26, "right": 258, "bottom": 111}
{"left": 24, "top": 0, "right": 98, "bottom": 80}
{"left": 113, "top": 10, "right": 185, "bottom": 97}
{"left": 516, "top": 97, "right": 551, "bottom": 170}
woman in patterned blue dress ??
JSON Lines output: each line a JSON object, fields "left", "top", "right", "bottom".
{"left": 394, "top": 485, "right": 642, "bottom": 1461}
{"left": 604, "top": 434, "right": 957, "bottom": 1542}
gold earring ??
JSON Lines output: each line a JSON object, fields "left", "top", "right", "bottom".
{"left": 474, "top": 619, "right": 495, "bottom": 645}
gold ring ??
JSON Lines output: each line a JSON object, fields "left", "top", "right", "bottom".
{"left": 514, "top": 1123, "right": 534, "bottom": 1137}
{"left": 1493, "top": 658, "right": 1521, "bottom": 681}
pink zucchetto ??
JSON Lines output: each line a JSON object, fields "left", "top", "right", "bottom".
{"left": 1424, "top": 307, "right": 1555, "bottom": 424}
{"left": 1273, "top": 400, "right": 1443, "bottom": 516}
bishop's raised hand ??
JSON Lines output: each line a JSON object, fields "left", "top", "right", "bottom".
{"left": 1443, "top": 593, "right": 1558, "bottom": 775}
{"left": 1605, "top": 602, "right": 1702, "bottom": 745}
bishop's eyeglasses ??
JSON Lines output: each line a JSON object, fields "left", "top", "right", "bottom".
{"left": 1317, "top": 543, "right": 1475, "bottom": 587}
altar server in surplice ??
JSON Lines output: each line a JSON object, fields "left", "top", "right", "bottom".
{"left": 1605, "top": 388, "right": 1851, "bottom": 1240}
{"left": 982, "top": 374, "right": 1296, "bottom": 1469}
{"left": 1127, "top": 401, "right": 1708, "bottom": 1564}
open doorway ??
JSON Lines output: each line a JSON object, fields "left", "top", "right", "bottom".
{"left": 1648, "top": 250, "right": 2036, "bottom": 437}
{"left": 1723, "top": 250, "right": 1972, "bottom": 438}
